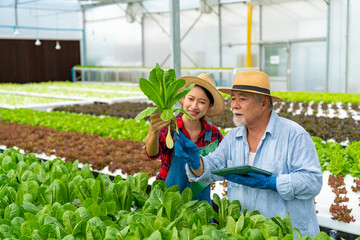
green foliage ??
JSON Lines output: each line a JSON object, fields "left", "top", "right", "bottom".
{"left": 0, "top": 149, "right": 333, "bottom": 240}
{"left": 0, "top": 108, "right": 149, "bottom": 142}
{"left": 222, "top": 91, "right": 360, "bottom": 105}
{"left": 135, "top": 63, "right": 195, "bottom": 148}
{"left": 0, "top": 81, "right": 141, "bottom": 105}
{"left": 273, "top": 91, "right": 360, "bottom": 105}
{"left": 313, "top": 137, "right": 360, "bottom": 177}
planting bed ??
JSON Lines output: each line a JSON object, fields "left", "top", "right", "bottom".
{"left": 0, "top": 82, "right": 147, "bottom": 111}
{"left": 0, "top": 148, "right": 336, "bottom": 240}
{"left": 0, "top": 120, "right": 159, "bottom": 177}
{"left": 54, "top": 100, "right": 360, "bottom": 143}
{"left": 0, "top": 81, "right": 142, "bottom": 99}
{"left": 0, "top": 93, "right": 77, "bottom": 107}
{"left": 1, "top": 117, "right": 360, "bottom": 237}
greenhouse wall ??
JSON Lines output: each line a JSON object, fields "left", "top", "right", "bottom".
{"left": 2, "top": 0, "right": 360, "bottom": 93}
{"left": 0, "top": 39, "right": 80, "bottom": 83}
{"left": 328, "top": 0, "right": 360, "bottom": 93}
{"left": 347, "top": 0, "right": 360, "bottom": 93}
{"left": 261, "top": 0, "right": 327, "bottom": 92}
{"left": 0, "top": 5, "right": 82, "bottom": 40}
{"left": 221, "top": 3, "right": 260, "bottom": 68}
{"left": 83, "top": 0, "right": 334, "bottom": 92}
{"left": 85, "top": 4, "right": 142, "bottom": 67}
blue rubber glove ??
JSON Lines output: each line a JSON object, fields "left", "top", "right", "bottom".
{"left": 173, "top": 131, "right": 201, "bottom": 170}
{"left": 225, "top": 172, "right": 277, "bottom": 192}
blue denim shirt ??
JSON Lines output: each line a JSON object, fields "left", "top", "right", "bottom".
{"left": 186, "top": 110, "right": 323, "bottom": 237}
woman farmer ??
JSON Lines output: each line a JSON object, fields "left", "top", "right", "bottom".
{"left": 144, "top": 73, "right": 225, "bottom": 203}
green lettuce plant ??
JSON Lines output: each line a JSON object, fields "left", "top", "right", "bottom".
{"left": 135, "top": 63, "right": 194, "bottom": 148}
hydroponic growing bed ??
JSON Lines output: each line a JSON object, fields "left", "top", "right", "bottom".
{"left": 0, "top": 148, "right": 337, "bottom": 240}
{"left": 0, "top": 82, "right": 147, "bottom": 111}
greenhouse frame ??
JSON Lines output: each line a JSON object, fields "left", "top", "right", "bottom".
{"left": 1, "top": 0, "right": 359, "bottom": 92}
{"left": 0, "top": 0, "right": 360, "bottom": 239}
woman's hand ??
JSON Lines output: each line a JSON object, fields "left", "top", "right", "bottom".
{"left": 149, "top": 113, "right": 171, "bottom": 134}
{"left": 145, "top": 113, "right": 171, "bottom": 157}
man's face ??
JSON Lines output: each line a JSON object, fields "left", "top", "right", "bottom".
{"left": 230, "top": 91, "right": 263, "bottom": 127}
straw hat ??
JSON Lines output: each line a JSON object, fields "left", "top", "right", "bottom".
{"left": 218, "top": 71, "right": 283, "bottom": 102}
{"left": 179, "top": 73, "right": 225, "bottom": 116}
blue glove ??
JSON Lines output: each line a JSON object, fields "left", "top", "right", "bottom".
{"left": 225, "top": 172, "right": 277, "bottom": 192}
{"left": 174, "top": 131, "right": 200, "bottom": 170}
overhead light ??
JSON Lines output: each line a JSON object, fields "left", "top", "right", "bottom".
{"left": 35, "top": 39, "right": 41, "bottom": 46}
{"left": 13, "top": 28, "right": 20, "bottom": 35}
{"left": 125, "top": 2, "right": 143, "bottom": 23}
{"left": 55, "top": 41, "right": 61, "bottom": 50}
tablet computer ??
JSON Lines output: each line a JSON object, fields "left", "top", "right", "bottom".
{"left": 211, "top": 165, "right": 272, "bottom": 177}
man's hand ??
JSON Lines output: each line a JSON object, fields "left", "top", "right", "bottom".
{"left": 225, "top": 172, "right": 277, "bottom": 192}
{"left": 174, "top": 131, "right": 200, "bottom": 170}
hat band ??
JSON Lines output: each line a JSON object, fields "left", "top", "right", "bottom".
{"left": 232, "top": 85, "right": 270, "bottom": 95}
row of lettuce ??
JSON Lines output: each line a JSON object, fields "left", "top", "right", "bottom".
{"left": 0, "top": 81, "right": 142, "bottom": 100}
{"left": 270, "top": 91, "right": 360, "bottom": 105}
{"left": 0, "top": 149, "right": 333, "bottom": 240}
{"left": 1, "top": 81, "right": 360, "bottom": 105}
{"left": 224, "top": 91, "right": 360, "bottom": 105}
{"left": 0, "top": 108, "right": 359, "bottom": 178}
{"left": 52, "top": 100, "right": 360, "bottom": 143}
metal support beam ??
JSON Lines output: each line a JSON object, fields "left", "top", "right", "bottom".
{"left": 14, "top": 0, "right": 18, "bottom": 30}
{"left": 160, "top": 12, "right": 202, "bottom": 68}
{"left": 141, "top": 15, "right": 145, "bottom": 67}
{"left": 259, "top": 4, "right": 263, "bottom": 70}
{"left": 246, "top": 2, "right": 253, "bottom": 68}
{"left": 218, "top": 1, "right": 222, "bottom": 68}
{"left": 325, "top": 0, "right": 330, "bottom": 92}
{"left": 345, "top": 0, "right": 349, "bottom": 93}
{"left": 180, "top": 13, "right": 202, "bottom": 41}
{"left": 169, "top": 0, "right": 181, "bottom": 77}
{"left": 218, "top": 1, "right": 223, "bottom": 86}
{"left": 81, "top": 7, "right": 87, "bottom": 66}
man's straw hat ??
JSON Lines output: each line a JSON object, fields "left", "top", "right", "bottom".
{"left": 218, "top": 70, "right": 283, "bottom": 102}
{"left": 179, "top": 73, "right": 225, "bottom": 116}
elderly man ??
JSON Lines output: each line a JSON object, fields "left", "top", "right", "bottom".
{"left": 175, "top": 70, "right": 323, "bottom": 236}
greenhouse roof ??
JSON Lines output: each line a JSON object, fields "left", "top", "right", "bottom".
{"left": 0, "top": 0, "right": 327, "bottom": 14}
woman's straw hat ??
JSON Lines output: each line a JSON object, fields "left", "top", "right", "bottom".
{"left": 218, "top": 70, "right": 283, "bottom": 102}
{"left": 179, "top": 73, "right": 225, "bottom": 116}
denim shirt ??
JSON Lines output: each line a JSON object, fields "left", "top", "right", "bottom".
{"left": 186, "top": 110, "right": 323, "bottom": 237}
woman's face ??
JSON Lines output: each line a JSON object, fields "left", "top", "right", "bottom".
{"left": 182, "top": 86, "right": 212, "bottom": 121}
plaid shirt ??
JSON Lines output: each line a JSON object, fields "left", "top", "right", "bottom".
{"left": 145, "top": 114, "right": 223, "bottom": 181}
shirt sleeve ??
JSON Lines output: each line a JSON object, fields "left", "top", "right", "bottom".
{"left": 276, "top": 132, "right": 323, "bottom": 201}
{"left": 144, "top": 126, "right": 168, "bottom": 159}
{"left": 186, "top": 128, "right": 233, "bottom": 182}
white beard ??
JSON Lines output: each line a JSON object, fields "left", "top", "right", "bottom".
{"left": 233, "top": 115, "right": 247, "bottom": 127}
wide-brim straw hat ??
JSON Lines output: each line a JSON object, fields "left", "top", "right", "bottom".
{"left": 179, "top": 73, "right": 225, "bottom": 116}
{"left": 218, "top": 70, "right": 283, "bottom": 102}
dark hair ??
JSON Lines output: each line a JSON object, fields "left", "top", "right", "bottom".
{"left": 196, "top": 85, "right": 214, "bottom": 106}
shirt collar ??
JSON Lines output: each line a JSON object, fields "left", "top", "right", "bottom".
{"left": 265, "top": 110, "right": 278, "bottom": 137}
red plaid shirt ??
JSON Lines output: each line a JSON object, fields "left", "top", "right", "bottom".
{"left": 145, "top": 114, "right": 223, "bottom": 181}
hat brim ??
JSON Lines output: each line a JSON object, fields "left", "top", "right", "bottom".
{"left": 179, "top": 76, "right": 225, "bottom": 116}
{"left": 218, "top": 88, "right": 284, "bottom": 102}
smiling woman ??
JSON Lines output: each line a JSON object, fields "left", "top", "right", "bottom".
{"left": 143, "top": 68, "right": 225, "bottom": 205}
